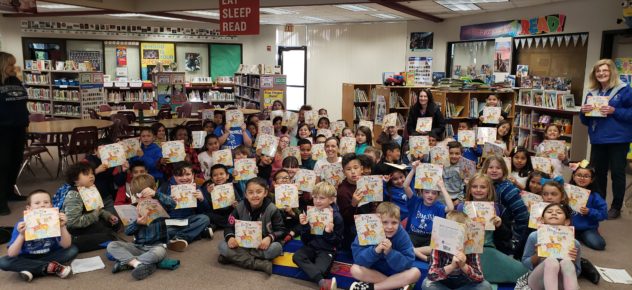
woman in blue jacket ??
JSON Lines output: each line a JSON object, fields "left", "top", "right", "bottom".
{"left": 580, "top": 59, "right": 632, "bottom": 220}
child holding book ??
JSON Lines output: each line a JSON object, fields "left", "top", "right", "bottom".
{"left": 218, "top": 177, "right": 287, "bottom": 274}
{"left": 535, "top": 124, "right": 569, "bottom": 177}
{"left": 151, "top": 123, "right": 168, "bottom": 145}
{"left": 298, "top": 138, "right": 316, "bottom": 170}
{"left": 444, "top": 141, "right": 465, "bottom": 204}
{"left": 272, "top": 134, "right": 291, "bottom": 173}
{"left": 508, "top": 147, "right": 533, "bottom": 190}
{"left": 495, "top": 120, "right": 513, "bottom": 155}
{"left": 525, "top": 171, "right": 549, "bottom": 195}
{"left": 349, "top": 202, "right": 421, "bottom": 290}
{"left": 355, "top": 126, "right": 372, "bottom": 155}
{"left": 292, "top": 123, "right": 313, "bottom": 146}
{"left": 318, "top": 108, "right": 328, "bottom": 116}
{"left": 0, "top": 190, "right": 77, "bottom": 282}
{"left": 85, "top": 139, "right": 129, "bottom": 203}
{"left": 203, "top": 119, "right": 215, "bottom": 133}
{"left": 342, "top": 127, "right": 354, "bottom": 138}
{"left": 363, "top": 146, "right": 381, "bottom": 167}
{"left": 478, "top": 94, "right": 507, "bottom": 127}
{"left": 133, "top": 127, "right": 164, "bottom": 183}
{"left": 317, "top": 116, "right": 330, "bottom": 130}
{"left": 377, "top": 125, "right": 402, "bottom": 147}
{"left": 374, "top": 141, "right": 402, "bottom": 175}
{"left": 315, "top": 134, "right": 327, "bottom": 144}
{"left": 271, "top": 169, "right": 300, "bottom": 242}
{"left": 215, "top": 120, "right": 253, "bottom": 150}
{"left": 314, "top": 137, "right": 342, "bottom": 185}
{"left": 164, "top": 125, "right": 201, "bottom": 178}
{"left": 455, "top": 122, "right": 481, "bottom": 164}
{"left": 62, "top": 163, "right": 119, "bottom": 253}
{"left": 422, "top": 211, "right": 492, "bottom": 290}
{"left": 114, "top": 160, "right": 147, "bottom": 205}
{"left": 293, "top": 182, "right": 344, "bottom": 290}
{"left": 568, "top": 166, "right": 607, "bottom": 250}
{"left": 107, "top": 174, "right": 169, "bottom": 280}
{"left": 383, "top": 167, "right": 411, "bottom": 222}
{"left": 520, "top": 203, "right": 581, "bottom": 290}
{"left": 198, "top": 134, "right": 221, "bottom": 181}
{"left": 404, "top": 161, "right": 454, "bottom": 261}
{"left": 201, "top": 164, "right": 237, "bottom": 231}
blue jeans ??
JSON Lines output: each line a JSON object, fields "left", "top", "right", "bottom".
{"left": 577, "top": 229, "right": 606, "bottom": 250}
{"left": 0, "top": 245, "right": 78, "bottom": 277}
{"left": 218, "top": 240, "right": 283, "bottom": 260}
{"left": 421, "top": 278, "right": 492, "bottom": 290}
{"left": 166, "top": 214, "right": 210, "bottom": 242}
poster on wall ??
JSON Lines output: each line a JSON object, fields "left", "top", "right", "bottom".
{"left": 374, "top": 95, "right": 387, "bottom": 126}
{"left": 409, "top": 32, "right": 433, "bottom": 51}
{"left": 140, "top": 42, "right": 175, "bottom": 80}
{"left": 263, "top": 90, "right": 284, "bottom": 110}
{"left": 494, "top": 37, "right": 511, "bottom": 81}
{"left": 69, "top": 51, "right": 102, "bottom": 72}
{"left": 459, "top": 15, "right": 565, "bottom": 41}
{"left": 0, "top": 0, "right": 36, "bottom": 13}
{"left": 116, "top": 47, "right": 127, "bottom": 67}
{"left": 407, "top": 57, "right": 433, "bottom": 85}
{"left": 185, "top": 53, "right": 201, "bottom": 72}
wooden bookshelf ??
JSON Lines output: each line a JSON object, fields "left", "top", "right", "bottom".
{"left": 234, "top": 73, "right": 286, "bottom": 110}
{"left": 341, "top": 83, "right": 378, "bottom": 130}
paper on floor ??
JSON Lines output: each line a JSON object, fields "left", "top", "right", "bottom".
{"left": 70, "top": 256, "right": 105, "bottom": 274}
{"left": 595, "top": 266, "right": 632, "bottom": 284}
{"left": 165, "top": 219, "right": 188, "bottom": 226}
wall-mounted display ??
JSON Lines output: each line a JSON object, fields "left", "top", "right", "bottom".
{"left": 140, "top": 42, "right": 175, "bottom": 80}
{"left": 409, "top": 32, "right": 433, "bottom": 51}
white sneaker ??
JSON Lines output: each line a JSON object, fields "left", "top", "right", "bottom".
{"left": 19, "top": 271, "right": 33, "bottom": 282}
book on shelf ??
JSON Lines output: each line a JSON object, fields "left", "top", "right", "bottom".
{"left": 354, "top": 88, "right": 370, "bottom": 102}
{"left": 445, "top": 124, "right": 454, "bottom": 139}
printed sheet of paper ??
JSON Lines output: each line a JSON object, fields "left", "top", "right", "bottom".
{"left": 212, "top": 149, "right": 233, "bottom": 167}
{"left": 354, "top": 214, "right": 386, "bottom": 246}
{"left": 537, "top": 225, "right": 575, "bottom": 259}
{"left": 98, "top": 143, "right": 126, "bottom": 168}
{"left": 162, "top": 141, "right": 186, "bottom": 163}
{"left": 458, "top": 130, "right": 476, "bottom": 148}
{"left": 235, "top": 220, "right": 262, "bottom": 248}
{"left": 529, "top": 201, "right": 551, "bottom": 229}
{"left": 211, "top": 184, "right": 236, "bottom": 210}
{"left": 294, "top": 169, "right": 316, "bottom": 192}
{"left": 357, "top": 175, "right": 384, "bottom": 206}
{"left": 119, "top": 138, "right": 140, "bottom": 159}
{"left": 564, "top": 184, "right": 590, "bottom": 212}
{"left": 171, "top": 184, "right": 197, "bottom": 209}
{"left": 414, "top": 163, "right": 443, "bottom": 190}
{"left": 307, "top": 206, "right": 333, "bottom": 235}
{"left": 595, "top": 266, "right": 632, "bottom": 284}
{"left": 78, "top": 186, "right": 104, "bottom": 211}
{"left": 24, "top": 208, "right": 61, "bottom": 241}
{"left": 430, "top": 216, "right": 465, "bottom": 255}
{"left": 70, "top": 256, "right": 106, "bottom": 274}
{"left": 463, "top": 201, "right": 496, "bottom": 230}
{"left": 234, "top": 158, "right": 258, "bottom": 181}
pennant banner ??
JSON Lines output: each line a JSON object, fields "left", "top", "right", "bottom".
{"left": 527, "top": 37, "right": 533, "bottom": 48}
{"left": 572, "top": 34, "right": 580, "bottom": 46}
{"left": 581, "top": 33, "right": 588, "bottom": 46}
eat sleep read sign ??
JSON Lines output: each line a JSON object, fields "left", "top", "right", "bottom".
{"left": 220, "top": 0, "right": 260, "bottom": 35}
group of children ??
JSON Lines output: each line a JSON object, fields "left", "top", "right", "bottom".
{"left": 0, "top": 100, "right": 610, "bottom": 290}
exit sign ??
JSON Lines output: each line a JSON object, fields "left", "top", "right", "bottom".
{"left": 219, "top": 0, "right": 260, "bottom": 35}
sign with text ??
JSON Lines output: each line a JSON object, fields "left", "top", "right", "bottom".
{"left": 220, "top": 0, "right": 260, "bottom": 35}
{"left": 460, "top": 14, "right": 566, "bottom": 40}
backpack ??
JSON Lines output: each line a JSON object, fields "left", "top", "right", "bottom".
{"left": 52, "top": 183, "right": 72, "bottom": 210}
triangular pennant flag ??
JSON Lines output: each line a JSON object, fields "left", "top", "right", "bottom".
{"left": 549, "top": 36, "right": 555, "bottom": 46}
{"left": 542, "top": 37, "right": 548, "bottom": 47}
{"left": 581, "top": 33, "right": 588, "bottom": 46}
{"left": 572, "top": 34, "right": 580, "bottom": 46}
{"left": 556, "top": 36, "right": 563, "bottom": 47}
{"left": 527, "top": 37, "right": 533, "bottom": 48}
{"left": 515, "top": 38, "right": 520, "bottom": 49}
{"left": 520, "top": 38, "right": 526, "bottom": 48}
{"left": 564, "top": 35, "right": 571, "bottom": 47}
{"left": 535, "top": 37, "right": 541, "bottom": 47}
{"left": 483, "top": 41, "right": 487, "bottom": 48}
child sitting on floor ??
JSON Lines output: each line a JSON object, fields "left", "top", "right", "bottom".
{"left": 114, "top": 160, "right": 147, "bottom": 205}
{"left": 132, "top": 127, "right": 164, "bottom": 184}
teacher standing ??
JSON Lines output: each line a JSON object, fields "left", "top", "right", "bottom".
{"left": 406, "top": 89, "right": 445, "bottom": 139}
{"left": 0, "top": 52, "right": 29, "bottom": 215}
{"left": 580, "top": 59, "right": 632, "bottom": 220}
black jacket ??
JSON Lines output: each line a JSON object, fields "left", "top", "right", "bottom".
{"left": 296, "top": 203, "right": 344, "bottom": 252}
{"left": 0, "top": 76, "right": 29, "bottom": 127}
{"left": 406, "top": 103, "right": 445, "bottom": 139}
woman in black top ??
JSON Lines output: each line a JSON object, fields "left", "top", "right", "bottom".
{"left": 0, "top": 52, "right": 29, "bottom": 215}
{"left": 405, "top": 89, "right": 445, "bottom": 139}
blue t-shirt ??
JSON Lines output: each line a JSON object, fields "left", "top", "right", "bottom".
{"left": 7, "top": 219, "right": 61, "bottom": 255}
{"left": 406, "top": 195, "right": 446, "bottom": 235}
{"left": 383, "top": 181, "right": 411, "bottom": 221}
{"left": 214, "top": 126, "right": 252, "bottom": 150}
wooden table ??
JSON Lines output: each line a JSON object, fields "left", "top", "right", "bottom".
{"left": 129, "top": 118, "right": 197, "bottom": 129}
{"left": 97, "top": 109, "right": 159, "bottom": 119}
{"left": 29, "top": 119, "right": 113, "bottom": 134}
{"left": 196, "top": 108, "right": 261, "bottom": 116}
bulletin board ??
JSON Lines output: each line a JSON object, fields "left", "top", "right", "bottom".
{"left": 210, "top": 43, "right": 242, "bottom": 81}
{"left": 140, "top": 42, "right": 175, "bottom": 80}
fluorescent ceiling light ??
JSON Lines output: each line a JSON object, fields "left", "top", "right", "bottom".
{"left": 260, "top": 8, "right": 295, "bottom": 15}
{"left": 108, "top": 13, "right": 180, "bottom": 21}
{"left": 435, "top": 1, "right": 481, "bottom": 11}
{"left": 334, "top": 4, "right": 376, "bottom": 12}
{"left": 187, "top": 10, "right": 219, "bottom": 17}
{"left": 435, "top": 0, "right": 506, "bottom": 2}
{"left": 370, "top": 13, "right": 403, "bottom": 19}
{"left": 38, "top": 3, "right": 87, "bottom": 9}
{"left": 302, "top": 16, "right": 330, "bottom": 22}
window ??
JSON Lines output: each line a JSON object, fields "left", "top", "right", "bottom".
{"left": 278, "top": 46, "right": 306, "bottom": 111}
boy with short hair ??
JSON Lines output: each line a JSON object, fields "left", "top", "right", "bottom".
{"left": 293, "top": 182, "right": 344, "bottom": 290}
{"left": 454, "top": 122, "right": 481, "bottom": 163}
{"left": 444, "top": 141, "right": 466, "bottom": 204}
{"left": 349, "top": 202, "right": 421, "bottom": 290}
{"left": 0, "top": 190, "right": 78, "bottom": 282}
{"left": 298, "top": 138, "right": 316, "bottom": 170}
{"left": 374, "top": 141, "right": 402, "bottom": 175}
{"left": 215, "top": 120, "right": 252, "bottom": 150}
{"left": 114, "top": 160, "right": 147, "bottom": 205}
{"left": 233, "top": 145, "right": 252, "bottom": 199}
{"left": 337, "top": 153, "right": 374, "bottom": 250}
{"left": 132, "top": 127, "right": 164, "bottom": 183}
{"left": 200, "top": 164, "right": 237, "bottom": 231}
{"left": 363, "top": 146, "right": 381, "bottom": 165}
{"left": 314, "top": 134, "right": 327, "bottom": 144}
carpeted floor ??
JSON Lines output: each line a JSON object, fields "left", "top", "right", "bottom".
{"left": 1, "top": 150, "right": 631, "bottom": 290}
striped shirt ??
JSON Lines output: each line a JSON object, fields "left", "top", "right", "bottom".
{"left": 427, "top": 249, "right": 484, "bottom": 282}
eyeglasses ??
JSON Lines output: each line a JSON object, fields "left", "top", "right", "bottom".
{"left": 275, "top": 176, "right": 291, "bottom": 181}
{"left": 575, "top": 174, "right": 591, "bottom": 179}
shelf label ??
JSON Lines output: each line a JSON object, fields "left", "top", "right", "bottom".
{"left": 129, "top": 81, "right": 143, "bottom": 88}
{"left": 274, "top": 77, "right": 286, "bottom": 85}
{"left": 59, "top": 85, "right": 68, "bottom": 88}
{"left": 114, "top": 82, "right": 128, "bottom": 88}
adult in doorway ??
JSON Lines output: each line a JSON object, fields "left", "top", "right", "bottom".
{"left": 405, "top": 89, "right": 445, "bottom": 140}
{"left": 0, "top": 52, "right": 29, "bottom": 215}
{"left": 580, "top": 59, "right": 632, "bottom": 219}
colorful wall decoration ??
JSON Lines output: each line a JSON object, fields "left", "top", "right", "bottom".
{"left": 140, "top": 42, "right": 175, "bottom": 80}
{"left": 460, "top": 14, "right": 566, "bottom": 40}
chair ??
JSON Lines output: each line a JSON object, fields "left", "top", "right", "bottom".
{"left": 99, "top": 104, "right": 112, "bottom": 112}
{"left": 87, "top": 108, "right": 100, "bottom": 119}
{"left": 133, "top": 103, "right": 151, "bottom": 110}
{"left": 157, "top": 108, "right": 172, "bottom": 120}
{"left": 110, "top": 114, "right": 135, "bottom": 141}
{"left": 117, "top": 111, "right": 136, "bottom": 124}
{"left": 58, "top": 126, "right": 98, "bottom": 175}
{"left": 185, "top": 120, "right": 203, "bottom": 131}
{"left": 160, "top": 104, "right": 172, "bottom": 110}
{"left": 29, "top": 113, "right": 46, "bottom": 122}
{"left": 18, "top": 144, "right": 53, "bottom": 180}
{"left": 177, "top": 103, "right": 192, "bottom": 118}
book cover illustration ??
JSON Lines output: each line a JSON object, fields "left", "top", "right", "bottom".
{"left": 476, "top": 127, "right": 497, "bottom": 145}
{"left": 191, "top": 131, "right": 207, "bottom": 149}
{"left": 226, "top": 110, "right": 244, "bottom": 128}
{"left": 340, "top": 137, "right": 356, "bottom": 155}
{"left": 270, "top": 110, "right": 284, "bottom": 121}
{"left": 517, "top": 64, "right": 529, "bottom": 78}
{"left": 282, "top": 146, "right": 302, "bottom": 165}
{"left": 332, "top": 120, "right": 346, "bottom": 136}
{"left": 357, "top": 175, "right": 384, "bottom": 206}
{"left": 354, "top": 214, "right": 386, "bottom": 246}
{"left": 415, "top": 117, "right": 433, "bottom": 133}
{"left": 311, "top": 143, "right": 327, "bottom": 161}
{"left": 382, "top": 113, "right": 398, "bottom": 128}
{"left": 520, "top": 191, "right": 543, "bottom": 211}
{"left": 137, "top": 198, "right": 169, "bottom": 225}
{"left": 458, "top": 130, "right": 476, "bottom": 148}
{"left": 464, "top": 220, "right": 485, "bottom": 254}
{"left": 162, "top": 141, "right": 186, "bottom": 163}
{"left": 114, "top": 205, "right": 137, "bottom": 226}
{"left": 430, "top": 216, "right": 465, "bottom": 255}
{"left": 234, "top": 158, "right": 258, "bottom": 181}
{"left": 258, "top": 120, "right": 274, "bottom": 136}
{"left": 304, "top": 110, "right": 318, "bottom": 126}
{"left": 211, "top": 183, "right": 236, "bottom": 210}
{"left": 212, "top": 149, "right": 234, "bottom": 167}
{"left": 171, "top": 184, "right": 197, "bottom": 209}
{"left": 564, "top": 184, "right": 590, "bottom": 212}
{"left": 359, "top": 120, "right": 373, "bottom": 132}
{"left": 539, "top": 140, "right": 566, "bottom": 159}
{"left": 320, "top": 163, "right": 345, "bottom": 187}
{"left": 537, "top": 225, "right": 575, "bottom": 259}
{"left": 307, "top": 206, "right": 333, "bottom": 235}
{"left": 414, "top": 163, "right": 443, "bottom": 190}
{"left": 430, "top": 146, "right": 450, "bottom": 167}
{"left": 78, "top": 186, "right": 104, "bottom": 211}
{"left": 235, "top": 220, "right": 262, "bottom": 249}
{"left": 98, "top": 143, "right": 126, "bottom": 168}
{"left": 283, "top": 111, "right": 299, "bottom": 128}
{"left": 463, "top": 201, "right": 496, "bottom": 230}
{"left": 585, "top": 96, "right": 610, "bottom": 117}
{"left": 257, "top": 134, "right": 279, "bottom": 158}
{"left": 119, "top": 138, "right": 140, "bottom": 159}
{"left": 409, "top": 135, "right": 430, "bottom": 157}
{"left": 24, "top": 208, "right": 61, "bottom": 241}
{"left": 457, "top": 157, "right": 477, "bottom": 180}
{"left": 294, "top": 169, "right": 316, "bottom": 192}
{"left": 483, "top": 142, "right": 505, "bottom": 158}
{"left": 482, "top": 107, "right": 502, "bottom": 124}
{"left": 316, "top": 129, "right": 333, "bottom": 138}
{"left": 275, "top": 184, "right": 299, "bottom": 208}
{"left": 531, "top": 156, "right": 554, "bottom": 175}
{"left": 201, "top": 109, "right": 214, "bottom": 120}
{"left": 529, "top": 201, "right": 551, "bottom": 229}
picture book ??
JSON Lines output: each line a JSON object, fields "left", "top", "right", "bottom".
{"left": 78, "top": 186, "right": 104, "bottom": 211}
{"left": 357, "top": 175, "right": 384, "bottom": 206}
{"left": 539, "top": 140, "right": 566, "bottom": 159}
{"left": 458, "top": 130, "right": 476, "bottom": 148}
{"left": 415, "top": 117, "right": 433, "bottom": 133}
{"left": 316, "top": 129, "right": 333, "bottom": 138}
{"left": 270, "top": 110, "right": 284, "bottom": 121}
{"left": 171, "top": 184, "right": 197, "bottom": 209}
{"left": 585, "top": 96, "right": 610, "bottom": 117}
{"left": 234, "top": 158, "right": 258, "bottom": 181}
{"left": 531, "top": 156, "right": 554, "bottom": 175}
{"left": 24, "top": 208, "right": 61, "bottom": 241}
{"left": 212, "top": 149, "right": 233, "bottom": 167}
{"left": 294, "top": 169, "right": 317, "bottom": 192}
{"left": 359, "top": 120, "right": 374, "bottom": 132}
{"left": 520, "top": 191, "right": 543, "bottom": 211}
{"left": 457, "top": 157, "right": 477, "bottom": 180}
{"left": 307, "top": 206, "right": 333, "bottom": 235}
{"left": 430, "top": 216, "right": 465, "bottom": 255}
{"left": 564, "top": 184, "right": 591, "bottom": 212}
{"left": 98, "top": 143, "right": 126, "bottom": 168}
{"left": 414, "top": 163, "right": 443, "bottom": 191}
{"left": 409, "top": 135, "right": 430, "bottom": 157}
{"left": 283, "top": 111, "right": 299, "bottom": 128}
{"left": 226, "top": 109, "right": 244, "bottom": 128}
{"left": 282, "top": 146, "right": 302, "bottom": 165}
{"left": 137, "top": 198, "right": 169, "bottom": 225}
{"left": 517, "top": 65, "right": 529, "bottom": 78}
{"left": 274, "top": 184, "right": 299, "bottom": 208}
{"left": 114, "top": 204, "right": 137, "bottom": 226}
{"left": 162, "top": 141, "right": 186, "bottom": 163}
{"left": 331, "top": 120, "right": 346, "bottom": 136}
{"left": 464, "top": 220, "right": 485, "bottom": 254}
{"left": 430, "top": 146, "right": 450, "bottom": 167}
{"left": 320, "top": 163, "right": 345, "bottom": 187}
{"left": 256, "top": 134, "right": 279, "bottom": 158}
{"left": 211, "top": 183, "right": 236, "bottom": 210}
{"left": 340, "top": 137, "right": 356, "bottom": 155}
{"left": 258, "top": 120, "right": 274, "bottom": 136}
{"left": 201, "top": 109, "right": 214, "bottom": 120}
{"left": 482, "top": 107, "right": 502, "bottom": 124}
{"left": 476, "top": 127, "right": 497, "bottom": 145}
{"left": 483, "top": 142, "right": 505, "bottom": 158}
{"left": 311, "top": 143, "right": 326, "bottom": 161}
{"left": 463, "top": 201, "right": 496, "bottom": 230}
{"left": 354, "top": 214, "right": 386, "bottom": 246}
{"left": 191, "top": 131, "right": 207, "bottom": 149}
{"left": 119, "top": 138, "right": 140, "bottom": 159}
{"left": 304, "top": 110, "right": 318, "bottom": 126}
{"left": 235, "top": 220, "right": 262, "bottom": 249}
{"left": 529, "top": 201, "right": 551, "bottom": 229}
{"left": 382, "top": 113, "right": 398, "bottom": 128}
{"left": 537, "top": 225, "right": 575, "bottom": 259}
